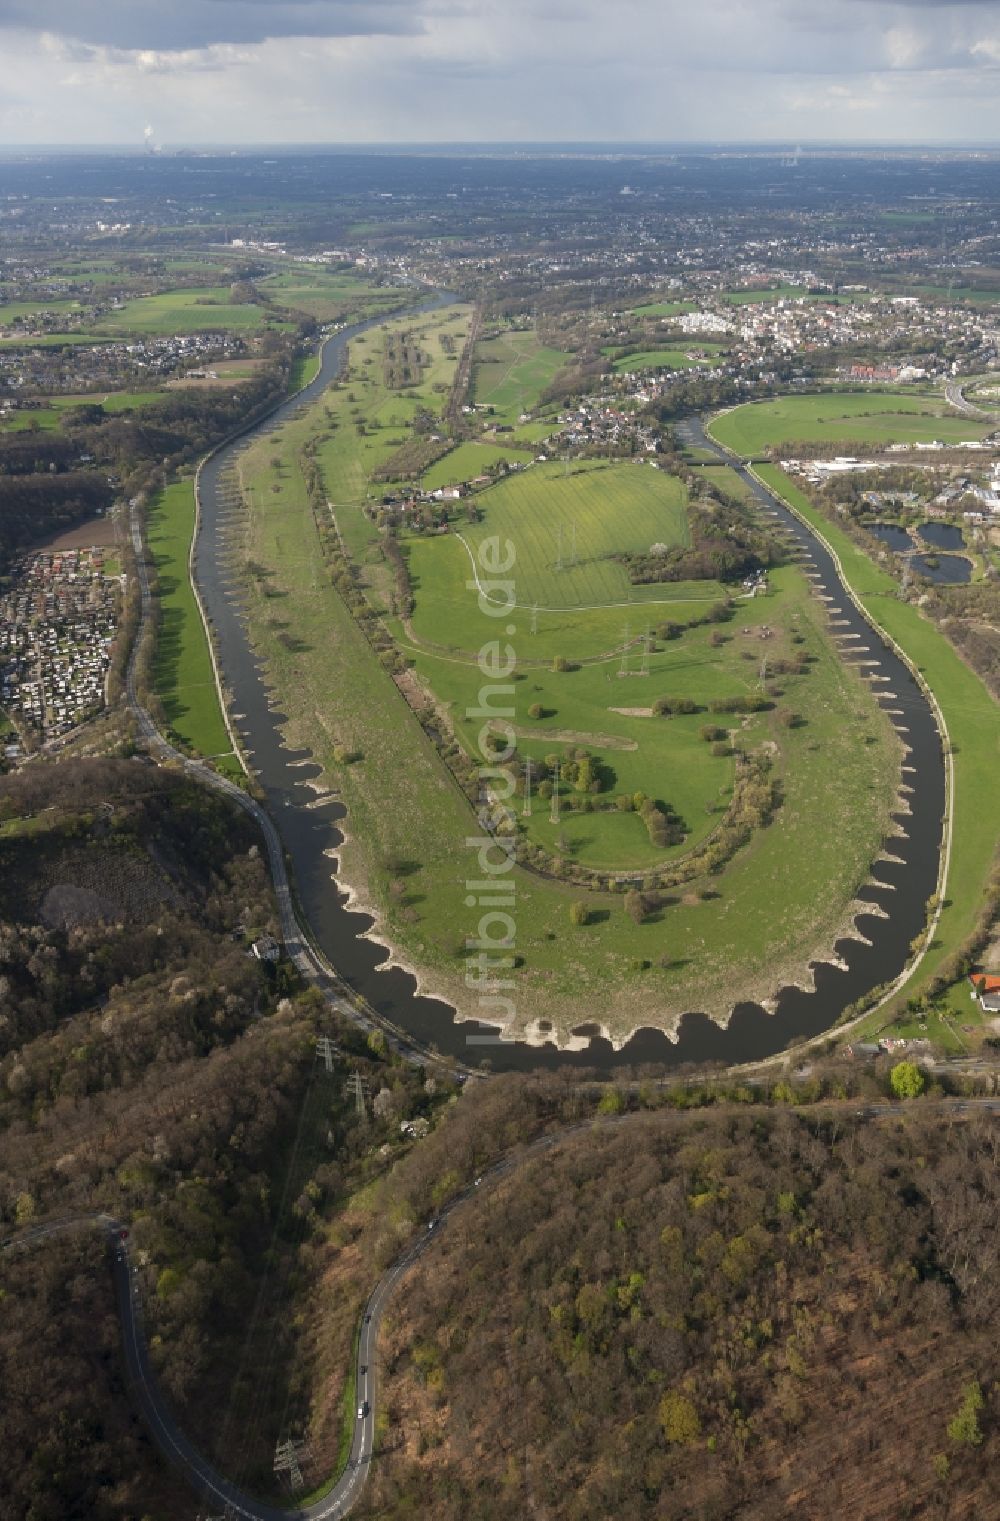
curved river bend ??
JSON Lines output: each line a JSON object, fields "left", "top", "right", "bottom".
{"left": 193, "top": 314, "right": 946, "bottom": 1072}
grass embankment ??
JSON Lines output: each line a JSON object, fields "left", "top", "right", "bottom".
{"left": 231, "top": 333, "right": 900, "bottom": 1041}
{"left": 711, "top": 392, "right": 988, "bottom": 456}
{"left": 755, "top": 463, "right": 1000, "bottom": 1006}
{"left": 146, "top": 481, "right": 241, "bottom": 778}
{"left": 288, "top": 350, "right": 322, "bottom": 393}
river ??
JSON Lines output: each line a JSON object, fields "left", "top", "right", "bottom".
{"left": 191, "top": 315, "right": 946, "bottom": 1072}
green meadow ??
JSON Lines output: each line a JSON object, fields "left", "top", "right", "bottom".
{"left": 0, "top": 391, "right": 165, "bottom": 432}
{"left": 471, "top": 330, "right": 571, "bottom": 425}
{"left": 420, "top": 441, "right": 533, "bottom": 491}
{"left": 710, "top": 391, "right": 987, "bottom": 456}
{"left": 146, "top": 481, "right": 241, "bottom": 777}
{"left": 95, "top": 287, "right": 282, "bottom": 335}
{"left": 0, "top": 298, "right": 86, "bottom": 327}
{"left": 612, "top": 348, "right": 724, "bottom": 373}
{"left": 628, "top": 300, "right": 698, "bottom": 318}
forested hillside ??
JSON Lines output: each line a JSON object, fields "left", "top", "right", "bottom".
{"left": 0, "top": 758, "right": 288, "bottom": 1518}
{"left": 366, "top": 1095, "right": 998, "bottom": 1521}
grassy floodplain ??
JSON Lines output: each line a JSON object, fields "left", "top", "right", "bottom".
{"left": 228, "top": 317, "right": 901, "bottom": 1042}
{"left": 754, "top": 463, "right": 1000, "bottom": 1007}
{"left": 146, "top": 481, "right": 241, "bottom": 778}
{"left": 710, "top": 391, "right": 988, "bottom": 456}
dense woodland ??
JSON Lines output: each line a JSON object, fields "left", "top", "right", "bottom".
{"left": 365, "top": 1091, "right": 999, "bottom": 1521}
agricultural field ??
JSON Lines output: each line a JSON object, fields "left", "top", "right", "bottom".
{"left": 471, "top": 329, "right": 571, "bottom": 425}
{"left": 611, "top": 348, "right": 724, "bottom": 373}
{"left": 146, "top": 480, "right": 240, "bottom": 777}
{"left": 628, "top": 299, "right": 697, "bottom": 318}
{"left": 420, "top": 441, "right": 532, "bottom": 492}
{"left": 710, "top": 391, "right": 987, "bottom": 456}
{"left": 0, "top": 391, "right": 165, "bottom": 432}
{"left": 94, "top": 287, "right": 283, "bottom": 335}
{"left": 409, "top": 461, "right": 691, "bottom": 623}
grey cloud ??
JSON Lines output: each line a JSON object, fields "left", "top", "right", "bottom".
{"left": 0, "top": 0, "right": 423, "bottom": 50}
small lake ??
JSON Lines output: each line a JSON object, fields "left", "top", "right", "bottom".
{"left": 912, "top": 553, "right": 973, "bottom": 584}
{"left": 918, "top": 521, "right": 966, "bottom": 551}
{"left": 868, "top": 522, "right": 917, "bottom": 552}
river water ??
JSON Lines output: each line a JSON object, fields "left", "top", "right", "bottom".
{"left": 191, "top": 317, "right": 946, "bottom": 1072}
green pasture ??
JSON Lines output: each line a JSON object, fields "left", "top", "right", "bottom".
{"left": 420, "top": 442, "right": 530, "bottom": 492}
{"left": 0, "top": 298, "right": 86, "bottom": 327}
{"left": 0, "top": 332, "right": 106, "bottom": 348}
{"left": 146, "top": 481, "right": 240, "bottom": 776}
{"left": 612, "top": 348, "right": 723, "bottom": 373}
{"left": 95, "top": 287, "right": 281, "bottom": 335}
{"left": 401, "top": 552, "right": 724, "bottom": 664}
{"left": 442, "top": 460, "right": 691, "bottom": 614}
{"left": 471, "top": 330, "right": 570, "bottom": 425}
{"left": 721, "top": 285, "right": 808, "bottom": 306}
{"left": 710, "top": 392, "right": 988, "bottom": 456}
{"left": 628, "top": 300, "right": 697, "bottom": 318}
{"left": 757, "top": 464, "right": 1000, "bottom": 1001}
{"left": 0, "top": 390, "right": 164, "bottom": 432}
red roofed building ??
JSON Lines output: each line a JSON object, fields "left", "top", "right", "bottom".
{"left": 968, "top": 974, "right": 1000, "bottom": 1013}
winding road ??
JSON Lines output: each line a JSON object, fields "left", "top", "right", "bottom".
{"left": 3, "top": 1098, "right": 999, "bottom": 1517}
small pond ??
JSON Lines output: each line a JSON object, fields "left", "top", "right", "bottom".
{"left": 917, "top": 521, "right": 966, "bottom": 551}
{"left": 911, "top": 553, "right": 973, "bottom": 584}
{"left": 869, "top": 522, "right": 917, "bottom": 552}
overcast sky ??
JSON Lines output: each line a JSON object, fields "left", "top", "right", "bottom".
{"left": 1, "top": 0, "right": 1000, "bottom": 146}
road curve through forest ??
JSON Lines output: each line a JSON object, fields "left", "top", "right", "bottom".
{"left": 3, "top": 1099, "right": 999, "bottom": 1517}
